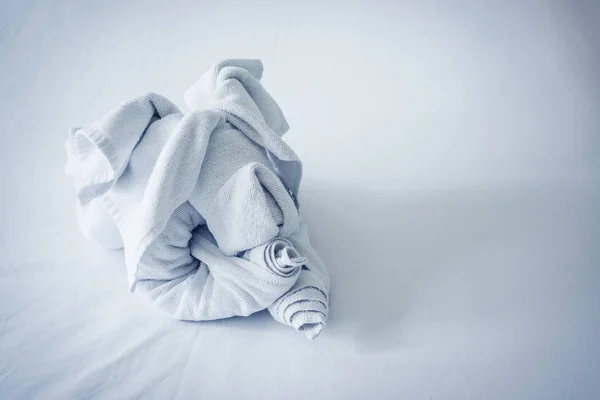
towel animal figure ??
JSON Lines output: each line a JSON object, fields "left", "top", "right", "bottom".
{"left": 66, "top": 60, "right": 329, "bottom": 339}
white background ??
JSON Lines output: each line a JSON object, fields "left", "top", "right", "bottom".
{"left": 1, "top": 0, "right": 599, "bottom": 399}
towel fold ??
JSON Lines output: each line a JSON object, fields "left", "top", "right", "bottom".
{"left": 66, "top": 59, "right": 330, "bottom": 338}
{"left": 268, "top": 222, "right": 330, "bottom": 339}
{"left": 183, "top": 59, "right": 300, "bottom": 197}
{"left": 242, "top": 237, "right": 306, "bottom": 278}
{"left": 134, "top": 205, "right": 302, "bottom": 321}
{"left": 188, "top": 123, "right": 299, "bottom": 255}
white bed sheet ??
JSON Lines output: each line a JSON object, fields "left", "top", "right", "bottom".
{"left": 1, "top": 1, "right": 599, "bottom": 399}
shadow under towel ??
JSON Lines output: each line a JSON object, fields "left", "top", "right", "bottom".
{"left": 65, "top": 59, "right": 330, "bottom": 339}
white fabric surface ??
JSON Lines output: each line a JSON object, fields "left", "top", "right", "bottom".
{"left": 1, "top": 1, "right": 599, "bottom": 399}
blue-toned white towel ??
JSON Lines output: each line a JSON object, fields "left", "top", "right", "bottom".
{"left": 66, "top": 60, "right": 329, "bottom": 339}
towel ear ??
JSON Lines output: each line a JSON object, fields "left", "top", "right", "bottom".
{"left": 65, "top": 93, "right": 181, "bottom": 206}
{"left": 65, "top": 126, "right": 117, "bottom": 206}
{"left": 205, "top": 163, "right": 299, "bottom": 256}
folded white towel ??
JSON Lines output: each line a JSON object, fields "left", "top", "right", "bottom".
{"left": 66, "top": 59, "right": 330, "bottom": 339}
